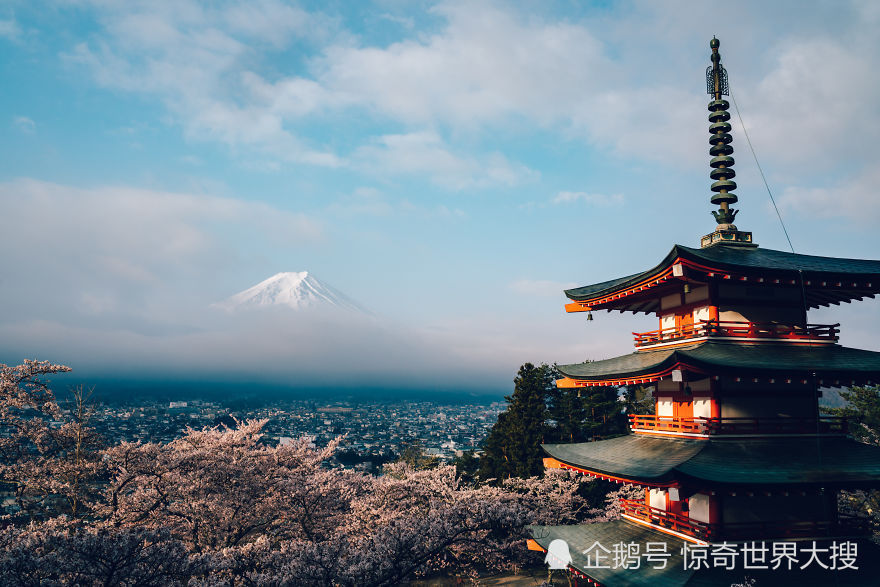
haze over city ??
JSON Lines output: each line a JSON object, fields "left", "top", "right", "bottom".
{"left": 2, "top": 0, "right": 879, "bottom": 396}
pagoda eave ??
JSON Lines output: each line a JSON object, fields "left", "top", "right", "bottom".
{"left": 564, "top": 245, "right": 880, "bottom": 312}
{"left": 556, "top": 341, "right": 880, "bottom": 387}
{"left": 543, "top": 436, "right": 880, "bottom": 488}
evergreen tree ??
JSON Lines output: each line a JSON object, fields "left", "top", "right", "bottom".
{"left": 547, "top": 383, "right": 628, "bottom": 443}
{"left": 825, "top": 385, "right": 880, "bottom": 445}
{"left": 452, "top": 449, "right": 480, "bottom": 485}
{"left": 825, "top": 386, "right": 880, "bottom": 540}
{"left": 546, "top": 382, "right": 586, "bottom": 443}
{"left": 479, "top": 363, "right": 555, "bottom": 481}
{"left": 577, "top": 386, "right": 625, "bottom": 440}
{"left": 622, "top": 384, "right": 655, "bottom": 416}
{"left": 396, "top": 441, "right": 440, "bottom": 470}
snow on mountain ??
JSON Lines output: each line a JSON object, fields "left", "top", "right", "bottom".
{"left": 214, "top": 272, "right": 368, "bottom": 314}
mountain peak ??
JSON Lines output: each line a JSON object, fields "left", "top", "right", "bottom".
{"left": 214, "top": 272, "right": 367, "bottom": 314}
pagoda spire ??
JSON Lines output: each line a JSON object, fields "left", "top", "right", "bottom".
{"left": 700, "top": 37, "right": 755, "bottom": 248}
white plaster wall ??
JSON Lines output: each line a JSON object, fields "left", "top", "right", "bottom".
{"left": 689, "top": 493, "right": 710, "bottom": 523}
{"left": 693, "top": 305, "right": 711, "bottom": 323}
{"left": 657, "top": 398, "right": 674, "bottom": 417}
{"left": 693, "top": 397, "right": 712, "bottom": 419}
{"left": 649, "top": 489, "right": 667, "bottom": 511}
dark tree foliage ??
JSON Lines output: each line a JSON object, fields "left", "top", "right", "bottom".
{"left": 825, "top": 386, "right": 880, "bottom": 540}
{"left": 825, "top": 385, "right": 880, "bottom": 445}
{"left": 547, "top": 384, "right": 626, "bottom": 443}
{"left": 478, "top": 363, "right": 555, "bottom": 481}
{"left": 622, "top": 384, "right": 655, "bottom": 417}
{"left": 452, "top": 450, "right": 480, "bottom": 485}
{"left": 395, "top": 441, "right": 441, "bottom": 471}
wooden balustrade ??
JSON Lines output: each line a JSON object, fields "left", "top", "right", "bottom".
{"left": 620, "top": 498, "right": 714, "bottom": 540}
{"left": 633, "top": 320, "right": 839, "bottom": 347}
{"left": 628, "top": 414, "right": 710, "bottom": 434}
{"left": 628, "top": 414, "right": 849, "bottom": 436}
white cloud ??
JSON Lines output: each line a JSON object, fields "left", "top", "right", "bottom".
{"left": 741, "top": 39, "right": 880, "bottom": 168}
{"left": 354, "top": 131, "right": 536, "bottom": 189}
{"left": 327, "top": 187, "right": 395, "bottom": 217}
{"left": 62, "top": 1, "right": 343, "bottom": 167}
{"left": 12, "top": 116, "right": 35, "bottom": 134}
{"left": 553, "top": 191, "right": 623, "bottom": 206}
{"left": 0, "top": 179, "right": 322, "bottom": 325}
{"left": 0, "top": 18, "right": 20, "bottom": 40}
{"left": 327, "top": 186, "right": 467, "bottom": 218}
{"left": 51, "top": 0, "right": 880, "bottom": 197}
{"left": 777, "top": 166, "right": 880, "bottom": 223}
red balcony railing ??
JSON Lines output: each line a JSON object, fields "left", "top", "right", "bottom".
{"left": 628, "top": 414, "right": 710, "bottom": 434}
{"left": 628, "top": 414, "right": 849, "bottom": 436}
{"left": 620, "top": 498, "right": 714, "bottom": 540}
{"left": 620, "top": 499, "right": 871, "bottom": 541}
{"left": 633, "top": 320, "right": 839, "bottom": 347}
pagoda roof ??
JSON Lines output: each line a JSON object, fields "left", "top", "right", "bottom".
{"left": 529, "top": 520, "right": 880, "bottom": 586}
{"left": 529, "top": 520, "right": 695, "bottom": 586}
{"left": 565, "top": 244, "right": 880, "bottom": 312}
{"left": 542, "top": 436, "right": 880, "bottom": 487}
{"left": 557, "top": 341, "right": 880, "bottom": 387}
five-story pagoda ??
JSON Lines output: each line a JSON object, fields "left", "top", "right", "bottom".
{"left": 528, "top": 38, "right": 880, "bottom": 586}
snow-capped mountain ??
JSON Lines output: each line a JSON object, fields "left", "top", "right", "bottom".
{"left": 214, "top": 272, "right": 368, "bottom": 314}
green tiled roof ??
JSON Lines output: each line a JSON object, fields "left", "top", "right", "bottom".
{"left": 543, "top": 436, "right": 880, "bottom": 486}
{"left": 565, "top": 244, "right": 880, "bottom": 308}
{"left": 529, "top": 520, "right": 694, "bottom": 587}
{"left": 677, "top": 437, "right": 880, "bottom": 485}
{"left": 557, "top": 341, "right": 880, "bottom": 382}
{"left": 543, "top": 436, "right": 704, "bottom": 481}
{"left": 683, "top": 244, "right": 880, "bottom": 274}
{"left": 529, "top": 521, "right": 880, "bottom": 586}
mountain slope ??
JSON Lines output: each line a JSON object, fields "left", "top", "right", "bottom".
{"left": 214, "top": 272, "right": 368, "bottom": 314}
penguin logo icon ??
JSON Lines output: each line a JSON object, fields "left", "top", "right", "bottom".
{"left": 544, "top": 539, "right": 572, "bottom": 570}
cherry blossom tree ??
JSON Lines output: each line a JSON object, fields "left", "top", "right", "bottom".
{"left": 0, "top": 360, "right": 104, "bottom": 521}
{"left": 101, "top": 420, "right": 367, "bottom": 552}
{"left": 0, "top": 521, "right": 195, "bottom": 585}
{"left": 0, "top": 359, "right": 634, "bottom": 585}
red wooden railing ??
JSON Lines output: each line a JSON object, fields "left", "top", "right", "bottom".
{"left": 620, "top": 499, "right": 871, "bottom": 541}
{"left": 628, "top": 414, "right": 849, "bottom": 436}
{"left": 628, "top": 414, "right": 710, "bottom": 434}
{"left": 633, "top": 320, "right": 839, "bottom": 347}
{"left": 620, "top": 499, "right": 714, "bottom": 540}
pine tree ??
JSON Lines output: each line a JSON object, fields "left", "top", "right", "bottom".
{"left": 587, "top": 386, "right": 625, "bottom": 439}
{"left": 479, "top": 363, "right": 555, "bottom": 481}
{"left": 547, "top": 384, "right": 628, "bottom": 443}
{"left": 825, "top": 385, "right": 880, "bottom": 445}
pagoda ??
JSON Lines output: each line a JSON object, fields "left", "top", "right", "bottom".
{"left": 528, "top": 38, "right": 880, "bottom": 586}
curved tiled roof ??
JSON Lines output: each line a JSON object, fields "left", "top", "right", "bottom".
{"left": 565, "top": 244, "right": 880, "bottom": 310}
{"left": 543, "top": 435, "right": 880, "bottom": 486}
{"left": 543, "top": 435, "right": 704, "bottom": 481}
{"left": 557, "top": 341, "right": 880, "bottom": 383}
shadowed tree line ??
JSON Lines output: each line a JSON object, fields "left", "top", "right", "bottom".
{"left": 473, "top": 363, "right": 652, "bottom": 482}
{"left": 824, "top": 385, "right": 880, "bottom": 539}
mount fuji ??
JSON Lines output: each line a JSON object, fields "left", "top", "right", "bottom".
{"left": 214, "top": 272, "right": 369, "bottom": 314}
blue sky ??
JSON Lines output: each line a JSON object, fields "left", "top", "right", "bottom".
{"left": 1, "top": 0, "right": 879, "bottom": 393}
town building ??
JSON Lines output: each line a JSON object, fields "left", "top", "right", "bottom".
{"left": 529, "top": 38, "right": 880, "bottom": 585}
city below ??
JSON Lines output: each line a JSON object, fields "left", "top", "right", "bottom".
{"left": 61, "top": 397, "right": 506, "bottom": 474}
